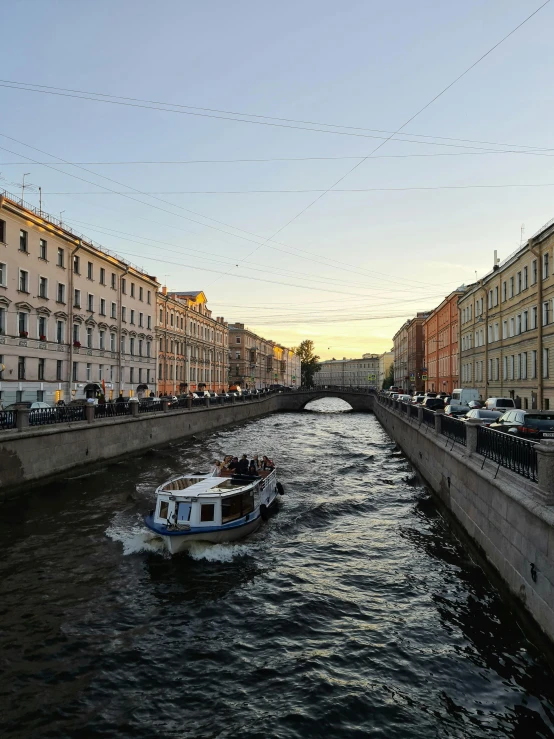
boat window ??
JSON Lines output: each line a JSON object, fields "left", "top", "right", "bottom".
{"left": 221, "top": 491, "right": 255, "bottom": 523}
{"left": 200, "top": 504, "right": 215, "bottom": 522}
{"left": 158, "top": 500, "right": 169, "bottom": 519}
{"left": 177, "top": 503, "right": 192, "bottom": 522}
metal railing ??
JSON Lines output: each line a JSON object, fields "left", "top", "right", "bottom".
{"left": 476, "top": 425, "right": 538, "bottom": 481}
{"left": 421, "top": 408, "right": 435, "bottom": 428}
{"left": 29, "top": 406, "right": 86, "bottom": 426}
{"left": 409, "top": 404, "right": 419, "bottom": 419}
{"left": 96, "top": 403, "right": 132, "bottom": 418}
{"left": 440, "top": 415, "right": 467, "bottom": 446}
{"left": 0, "top": 410, "right": 16, "bottom": 430}
{"left": 138, "top": 401, "right": 163, "bottom": 413}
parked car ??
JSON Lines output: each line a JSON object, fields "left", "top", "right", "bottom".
{"left": 462, "top": 409, "right": 502, "bottom": 426}
{"left": 160, "top": 395, "right": 178, "bottom": 406}
{"left": 412, "top": 393, "right": 425, "bottom": 404}
{"left": 467, "top": 400, "right": 484, "bottom": 409}
{"left": 423, "top": 397, "right": 445, "bottom": 410}
{"left": 489, "top": 410, "right": 554, "bottom": 439}
{"left": 5, "top": 401, "right": 53, "bottom": 411}
{"left": 396, "top": 394, "right": 412, "bottom": 403}
{"left": 444, "top": 404, "right": 471, "bottom": 417}
{"left": 484, "top": 397, "right": 516, "bottom": 412}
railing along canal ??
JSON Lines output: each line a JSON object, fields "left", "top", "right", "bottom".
{"left": 476, "top": 425, "right": 538, "bottom": 482}
{"left": 96, "top": 403, "right": 132, "bottom": 418}
{"left": 440, "top": 415, "right": 467, "bottom": 446}
{"left": 29, "top": 406, "right": 87, "bottom": 426}
{"left": 421, "top": 407, "right": 435, "bottom": 428}
{"left": 0, "top": 410, "right": 16, "bottom": 430}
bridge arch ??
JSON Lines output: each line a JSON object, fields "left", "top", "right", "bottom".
{"left": 277, "top": 389, "right": 375, "bottom": 413}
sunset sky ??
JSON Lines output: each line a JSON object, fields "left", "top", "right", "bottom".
{"left": 2, "top": 1, "right": 554, "bottom": 360}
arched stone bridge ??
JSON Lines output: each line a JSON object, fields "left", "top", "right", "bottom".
{"left": 277, "top": 388, "right": 375, "bottom": 412}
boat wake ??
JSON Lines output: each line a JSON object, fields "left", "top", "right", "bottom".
{"left": 186, "top": 541, "right": 258, "bottom": 562}
{"left": 106, "top": 520, "right": 167, "bottom": 556}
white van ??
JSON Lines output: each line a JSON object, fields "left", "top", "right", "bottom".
{"left": 485, "top": 397, "right": 516, "bottom": 411}
{"left": 451, "top": 388, "right": 480, "bottom": 405}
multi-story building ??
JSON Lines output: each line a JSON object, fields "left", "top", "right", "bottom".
{"left": 314, "top": 352, "right": 389, "bottom": 389}
{"left": 459, "top": 221, "right": 554, "bottom": 409}
{"left": 424, "top": 289, "right": 465, "bottom": 394}
{"left": 393, "top": 313, "right": 429, "bottom": 391}
{"left": 228, "top": 323, "right": 300, "bottom": 388}
{"left": 157, "top": 289, "right": 228, "bottom": 395}
{"left": 378, "top": 350, "right": 394, "bottom": 388}
{"left": 0, "top": 192, "right": 158, "bottom": 405}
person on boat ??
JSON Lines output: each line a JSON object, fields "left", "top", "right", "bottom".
{"left": 252, "top": 455, "right": 261, "bottom": 471}
{"left": 212, "top": 460, "right": 223, "bottom": 476}
{"left": 228, "top": 456, "right": 239, "bottom": 472}
{"left": 238, "top": 454, "right": 249, "bottom": 475}
{"left": 248, "top": 460, "right": 257, "bottom": 476}
{"left": 262, "top": 455, "right": 275, "bottom": 470}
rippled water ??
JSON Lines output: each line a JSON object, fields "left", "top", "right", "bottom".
{"left": 2, "top": 398, "right": 554, "bottom": 738}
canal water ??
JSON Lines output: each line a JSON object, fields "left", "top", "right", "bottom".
{"left": 2, "top": 398, "right": 554, "bottom": 738}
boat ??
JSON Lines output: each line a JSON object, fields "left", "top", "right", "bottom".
{"left": 143, "top": 461, "right": 283, "bottom": 554}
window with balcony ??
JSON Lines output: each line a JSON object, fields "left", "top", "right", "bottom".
{"left": 39, "top": 239, "right": 47, "bottom": 260}
{"left": 87, "top": 327, "right": 93, "bottom": 348}
{"left": 57, "top": 320, "right": 64, "bottom": 344}
{"left": 38, "top": 315, "right": 47, "bottom": 339}
{"left": 99, "top": 330, "right": 105, "bottom": 350}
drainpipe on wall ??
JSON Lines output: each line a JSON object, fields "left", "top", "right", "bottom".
{"left": 68, "top": 240, "right": 81, "bottom": 400}
{"left": 118, "top": 265, "right": 130, "bottom": 397}
{"left": 529, "top": 237, "right": 543, "bottom": 409}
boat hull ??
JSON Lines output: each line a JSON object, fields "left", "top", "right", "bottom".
{"left": 162, "top": 516, "right": 263, "bottom": 553}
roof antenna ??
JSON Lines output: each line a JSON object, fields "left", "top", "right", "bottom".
{"left": 520, "top": 223, "right": 525, "bottom": 246}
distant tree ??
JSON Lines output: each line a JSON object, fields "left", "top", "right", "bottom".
{"left": 382, "top": 362, "right": 394, "bottom": 389}
{"left": 294, "top": 340, "right": 321, "bottom": 388}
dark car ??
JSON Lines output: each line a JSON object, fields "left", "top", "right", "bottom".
{"left": 444, "top": 404, "right": 470, "bottom": 417}
{"left": 423, "top": 397, "right": 445, "bottom": 410}
{"left": 490, "top": 410, "right": 554, "bottom": 439}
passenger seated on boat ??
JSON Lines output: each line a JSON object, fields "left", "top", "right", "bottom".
{"left": 262, "top": 455, "right": 275, "bottom": 470}
{"left": 238, "top": 454, "right": 249, "bottom": 475}
{"left": 228, "top": 457, "right": 239, "bottom": 472}
{"left": 252, "top": 455, "right": 261, "bottom": 471}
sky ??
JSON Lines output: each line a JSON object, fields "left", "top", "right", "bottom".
{"left": 2, "top": 0, "right": 554, "bottom": 360}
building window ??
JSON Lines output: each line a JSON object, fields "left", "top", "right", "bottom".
{"left": 532, "top": 259, "right": 537, "bottom": 284}
{"left": 531, "top": 350, "right": 537, "bottom": 379}
{"left": 111, "top": 273, "right": 116, "bottom": 290}
{"left": 100, "top": 299, "right": 106, "bottom": 316}
{"left": 543, "top": 302, "right": 550, "bottom": 326}
{"left": 0, "top": 219, "right": 5, "bottom": 242}
{"left": 138, "top": 339, "right": 143, "bottom": 356}
{"left": 39, "top": 276, "right": 48, "bottom": 299}
{"left": 56, "top": 360, "right": 63, "bottom": 381}
{"left": 522, "top": 352, "right": 528, "bottom": 380}
{"left": 99, "top": 330, "right": 105, "bottom": 350}
{"left": 87, "top": 327, "right": 93, "bottom": 348}
{"left": 73, "top": 255, "right": 80, "bottom": 274}
{"left": 19, "top": 269, "right": 29, "bottom": 292}
{"left": 544, "top": 253, "right": 550, "bottom": 280}
{"left": 139, "top": 286, "right": 143, "bottom": 301}
{"left": 99, "top": 365, "right": 103, "bottom": 381}
{"left": 39, "top": 239, "right": 47, "bottom": 260}
{"left": 38, "top": 315, "right": 47, "bottom": 339}
{"left": 19, "top": 229, "right": 28, "bottom": 252}
{"left": 57, "top": 247, "right": 64, "bottom": 268}
{"left": 86, "top": 363, "right": 92, "bottom": 381}
{"left": 130, "top": 283, "right": 135, "bottom": 298}
{"left": 110, "top": 333, "right": 116, "bottom": 351}
{"left": 147, "top": 290, "right": 151, "bottom": 304}
{"left": 73, "top": 324, "right": 80, "bottom": 344}
{"left": 57, "top": 283, "right": 66, "bottom": 303}
{"left": 121, "top": 336, "right": 126, "bottom": 354}
{"left": 130, "top": 309, "right": 135, "bottom": 325}
{"left": 88, "top": 294, "right": 94, "bottom": 312}
{"left": 87, "top": 261, "right": 93, "bottom": 280}
{"left": 57, "top": 320, "right": 64, "bottom": 344}
{"left": 122, "top": 306, "right": 126, "bottom": 322}
{"left": 72, "top": 361, "right": 78, "bottom": 381}
{"left": 100, "top": 267, "right": 105, "bottom": 285}
{"left": 502, "top": 281, "right": 506, "bottom": 302}
{"left": 147, "top": 341, "right": 151, "bottom": 358}
{"left": 130, "top": 337, "right": 135, "bottom": 355}
{"left": 130, "top": 367, "right": 134, "bottom": 384}
{"left": 147, "top": 315, "right": 151, "bottom": 330}
{"left": 544, "top": 348, "right": 550, "bottom": 379}
{"left": 139, "top": 312, "right": 143, "bottom": 327}
{"left": 111, "top": 302, "right": 117, "bottom": 319}
{"left": 121, "top": 278, "right": 126, "bottom": 294}
{"left": 523, "top": 266, "right": 528, "bottom": 289}
{"left": 18, "top": 356, "right": 26, "bottom": 379}
{"left": 0, "top": 306, "right": 6, "bottom": 335}
{"left": 236, "top": 336, "right": 241, "bottom": 343}
{"left": 0, "top": 262, "right": 6, "bottom": 287}
{"left": 18, "top": 311, "right": 28, "bottom": 334}
{"left": 158, "top": 362, "right": 163, "bottom": 380}
{"left": 38, "top": 358, "right": 45, "bottom": 380}
{"left": 516, "top": 272, "right": 521, "bottom": 294}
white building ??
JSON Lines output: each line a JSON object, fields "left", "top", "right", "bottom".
{"left": 0, "top": 192, "right": 158, "bottom": 405}
{"left": 314, "top": 352, "right": 391, "bottom": 389}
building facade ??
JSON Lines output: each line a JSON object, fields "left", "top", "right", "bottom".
{"left": 157, "top": 289, "right": 228, "bottom": 395}
{"left": 424, "top": 289, "right": 465, "bottom": 394}
{"left": 0, "top": 193, "right": 158, "bottom": 405}
{"left": 393, "top": 313, "right": 429, "bottom": 391}
{"left": 378, "top": 350, "right": 394, "bottom": 388}
{"left": 314, "top": 352, "right": 389, "bottom": 389}
{"left": 228, "top": 323, "right": 300, "bottom": 388}
{"left": 459, "top": 222, "right": 554, "bottom": 409}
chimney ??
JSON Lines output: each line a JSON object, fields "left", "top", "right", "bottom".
{"left": 162, "top": 285, "right": 167, "bottom": 296}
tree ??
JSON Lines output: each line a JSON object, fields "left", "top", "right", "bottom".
{"left": 294, "top": 340, "right": 321, "bottom": 388}
{"left": 382, "top": 362, "right": 394, "bottom": 389}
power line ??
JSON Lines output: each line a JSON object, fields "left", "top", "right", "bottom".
{"left": 36, "top": 182, "right": 554, "bottom": 195}
{"left": 207, "top": 0, "right": 551, "bottom": 286}
{"left": 1, "top": 77, "right": 553, "bottom": 154}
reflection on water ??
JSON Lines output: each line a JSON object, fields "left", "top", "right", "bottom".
{"left": 1, "top": 398, "right": 554, "bottom": 738}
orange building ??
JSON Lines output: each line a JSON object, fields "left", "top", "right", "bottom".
{"left": 424, "top": 289, "right": 465, "bottom": 394}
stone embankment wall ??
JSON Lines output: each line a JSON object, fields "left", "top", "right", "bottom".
{"left": 0, "top": 396, "right": 281, "bottom": 494}
{"left": 373, "top": 399, "right": 554, "bottom": 643}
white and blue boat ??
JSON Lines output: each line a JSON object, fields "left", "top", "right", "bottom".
{"left": 144, "top": 463, "right": 282, "bottom": 554}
